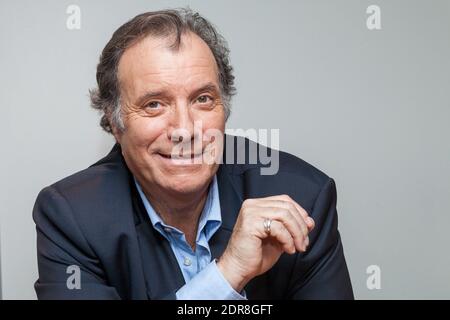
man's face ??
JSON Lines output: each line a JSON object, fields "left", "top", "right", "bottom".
{"left": 115, "top": 32, "right": 225, "bottom": 195}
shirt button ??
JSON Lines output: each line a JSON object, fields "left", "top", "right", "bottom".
{"left": 183, "top": 257, "right": 192, "bottom": 266}
{"left": 164, "top": 227, "right": 171, "bottom": 233}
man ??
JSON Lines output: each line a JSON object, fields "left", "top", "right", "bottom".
{"left": 33, "top": 8, "right": 353, "bottom": 299}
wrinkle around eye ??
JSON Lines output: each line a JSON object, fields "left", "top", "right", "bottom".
{"left": 122, "top": 102, "right": 163, "bottom": 119}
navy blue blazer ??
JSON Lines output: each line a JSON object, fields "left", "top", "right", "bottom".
{"left": 33, "top": 136, "right": 354, "bottom": 300}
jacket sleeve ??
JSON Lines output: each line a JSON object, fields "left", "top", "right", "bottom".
{"left": 33, "top": 186, "right": 121, "bottom": 300}
{"left": 287, "top": 178, "right": 354, "bottom": 299}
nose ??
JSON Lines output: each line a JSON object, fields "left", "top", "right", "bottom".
{"left": 167, "top": 104, "right": 197, "bottom": 144}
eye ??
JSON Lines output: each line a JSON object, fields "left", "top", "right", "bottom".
{"left": 196, "top": 95, "right": 212, "bottom": 104}
{"left": 145, "top": 101, "right": 161, "bottom": 109}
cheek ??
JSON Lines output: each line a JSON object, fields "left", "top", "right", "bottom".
{"left": 199, "top": 108, "right": 226, "bottom": 131}
{"left": 124, "top": 116, "right": 166, "bottom": 148}
{"left": 199, "top": 113, "right": 225, "bottom": 159}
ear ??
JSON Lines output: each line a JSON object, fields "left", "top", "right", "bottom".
{"left": 110, "top": 121, "right": 123, "bottom": 145}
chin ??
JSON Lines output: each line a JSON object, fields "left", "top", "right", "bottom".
{"left": 157, "top": 169, "right": 214, "bottom": 195}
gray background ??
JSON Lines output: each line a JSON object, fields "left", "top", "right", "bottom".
{"left": 1, "top": 0, "right": 449, "bottom": 299}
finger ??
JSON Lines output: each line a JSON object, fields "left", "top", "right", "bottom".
{"left": 270, "top": 195, "right": 314, "bottom": 231}
{"left": 261, "top": 195, "right": 315, "bottom": 231}
{"left": 253, "top": 200, "right": 309, "bottom": 245}
{"left": 262, "top": 219, "right": 296, "bottom": 254}
{"left": 249, "top": 206, "right": 306, "bottom": 251}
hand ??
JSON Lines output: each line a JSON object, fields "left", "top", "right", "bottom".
{"left": 216, "top": 194, "right": 315, "bottom": 292}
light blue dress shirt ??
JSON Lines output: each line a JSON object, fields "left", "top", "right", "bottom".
{"left": 134, "top": 175, "right": 246, "bottom": 300}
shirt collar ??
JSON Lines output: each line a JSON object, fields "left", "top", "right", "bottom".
{"left": 134, "top": 175, "right": 222, "bottom": 242}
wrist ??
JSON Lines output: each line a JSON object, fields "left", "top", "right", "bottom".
{"left": 216, "top": 255, "right": 250, "bottom": 293}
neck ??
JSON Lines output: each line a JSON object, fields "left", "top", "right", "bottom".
{"left": 139, "top": 180, "right": 211, "bottom": 249}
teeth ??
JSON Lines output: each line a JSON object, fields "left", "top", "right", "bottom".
{"left": 160, "top": 154, "right": 200, "bottom": 159}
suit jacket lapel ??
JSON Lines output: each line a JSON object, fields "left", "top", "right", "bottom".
{"left": 130, "top": 175, "right": 186, "bottom": 299}
{"left": 209, "top": 164, "right": 243, "bottom": 260}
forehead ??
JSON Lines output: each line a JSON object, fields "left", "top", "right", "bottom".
{"left": 118, "top": 32, "right": 219, "bottom": 97}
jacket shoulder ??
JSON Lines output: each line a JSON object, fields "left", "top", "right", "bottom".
{"left": 225, "top": 136, "right": 333, "bottom": 207}
{"left": 228, "top": 136, "right": 331, "bottom": 185}
{"left": 33, "top": 144, "right": 130, "bottom": 233}
{"left": 44, "top": 144, "right": 125, "bottom": 198}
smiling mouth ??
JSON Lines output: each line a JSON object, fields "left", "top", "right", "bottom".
{"left": 157, "top": 152, "right": 203, "bottom": 160}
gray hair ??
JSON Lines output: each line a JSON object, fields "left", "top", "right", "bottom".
{"left": 89, "top": 8, "right": 236, "bottom": 133}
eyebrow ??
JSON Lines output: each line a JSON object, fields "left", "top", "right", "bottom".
{"left": 134, "top": 82, "right": 220, "bottom": 106}
{"left": 189, "top": 83, "right": 220, "bottom": 100}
